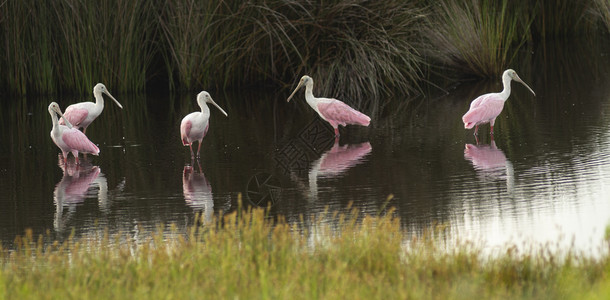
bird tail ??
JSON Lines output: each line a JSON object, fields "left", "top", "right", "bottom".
{"left": 91, "top": 144, "right": 100, "bottom": 156}
{"left": 353, "top": 111, "right": 371, "bottom": 127}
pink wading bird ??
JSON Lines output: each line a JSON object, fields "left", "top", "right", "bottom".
{"left": 287, "top": 75, "right": 371, "bottom": 137}
{"left": 180, "top": 91, "right": 228, "bottom": 159}
{"left": 462, "top": 69, "right": 535, "bottom": 136}
{"left": 48, "top": 102, "right": 100, "bottom": 164}
{"left": 59, "top": 83, "right": 123, "bottom": 134}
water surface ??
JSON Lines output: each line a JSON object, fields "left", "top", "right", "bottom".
{"left": 1, "top": 40, "right": 610, "bottom": 254}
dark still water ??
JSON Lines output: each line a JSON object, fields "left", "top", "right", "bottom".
{"left": 1, "top": 40, "right": 610, "bottom": 253}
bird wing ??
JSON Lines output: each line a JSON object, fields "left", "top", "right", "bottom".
{"left": 62, "top": 129, "right": 100, "bottom": 155}
{"left": 60, "top": 106, "right": 89, "bottom": 127}
{"left": 317, "top": 99, "right": 371, "bottom": 127}
{"left": 468, "top": 93, "right": 493, "bottom": 110}
{"left": 462, "top": 95, "right": 505, "bottom": 128}
{"left": 180, "top": 119, "right": 192, "bottom": 145}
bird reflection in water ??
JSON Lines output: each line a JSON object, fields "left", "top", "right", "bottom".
{"left": 464, "top": 138, "right": 514, "bottom": 192}
{"left": 292, "top": 139, "right": 372, "bottom": 201}
{"left": 53, "top": 156, "right": 106, "bottom": 233}
{"left": 183, "top": 160, "right": 225, "bottom": 224}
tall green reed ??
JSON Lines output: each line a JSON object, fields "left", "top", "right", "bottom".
{"left": 592, "top": 0, "right": 610, "bottom": 32}
{"left": 50, "top": 0, "right": 157, "bottom": 94}
{"left": 0, "top": 0, "right": 157, "bottom": 96}
{"left": 532, "top": 0, "right": 594, "bottom": 38}
{"left": 0, "top": 0, "right": 55, "bottom": 95}
{"left": 158, "top": 0, "right": 428, "bottom": 105}
{"left": 424, "top": 0, "right": 534, "bottom": 78}
{"left": 1, "top": 0, "right": 609, "bottom": 98}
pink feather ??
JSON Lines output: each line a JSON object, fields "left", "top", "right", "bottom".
{"left": 462, "top": 94, "right": 506, "bottom": 129}
{"left": 62, "top": 129, "right": 100, "bottom": 155}
{"left": 317, "top": 99, "right": 371, "bottom": 128}
{"left": 181, "top": 120, "right": 192, "bottom": 145}
{"left": 59, "top": 107, "right": 89, "bottom": 128}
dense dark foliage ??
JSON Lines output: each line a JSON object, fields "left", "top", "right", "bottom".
{"left": 0, "top": 0, "right": 608, "bottom": 99}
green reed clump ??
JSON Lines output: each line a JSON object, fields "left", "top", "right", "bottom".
{"left": 532, "top": 0, "right": 594, "bottom": 38}
{"left": 2, "top": 202, "right": 610, "bottom": 299}
{"left": 592, "top": 0, "right": 610, "bottom": 32}
{"left": 50, "top": 0, "right": 157, "bottom": 94}
{"left": 424, "top": 0, "right": 534, "bottom": 78}
{"left": 0, "top": 0, "right": 156, "bottom": 96}
{"left": 1, "top": 0, "right": 610, "bottom": 97}
{"left": 277, "top": 0, "right": 428, "bottom": 104}
{"left": 158, "top": 0, "right": 427, "bottom": 104}
{"left": 0, "top": 0, "right": 55, "bottom": 95}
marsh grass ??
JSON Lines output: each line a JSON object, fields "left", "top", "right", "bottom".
{"left": 0, "top": 0, "right": 156, "bottom": 96}
{"left": 0, "top": 0, "right": 55, "bottom": 95}
{"left": 533, "top": 0, "right": 594, "bottom": 38}
{"left": 425, "top": 0, "right": 534, "bottom": 78}
{"left": 2, "top": 201, "right": 610, "bottom": 299}
{"left": 592, "top": 0, "right": 610, "bottom": 32}
{"left": 50, "top": 0, "right": 157, "bottom": 94}
{"left": 158, "top": 0, "right": 427, "bottom": 106}
{"left": 1, "top": 0, "right": 609, "bottom": 98}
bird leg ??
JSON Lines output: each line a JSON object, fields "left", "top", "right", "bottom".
{"left": 490, "top": 125, "right": 494, "bottom": 135}
{"left": 334, "top": 128, "right": 340, "bottom": 138}
{"left": 189, "top": 144, "right": 195, "bottom": 159}
{"left": 196, "top": 141, "right": 202, "bottom": 159}
{"left": 62, "top": 152, "right": 69, "bottom": 165}
{"left": 473, "top": 125, "right": 479, "bottom": 136}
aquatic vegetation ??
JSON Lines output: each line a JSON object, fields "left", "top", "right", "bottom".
{"left": 1, "top": 203, "right": 610, "bottom": 299}
{"left": 0, "top": 0, "right": 156, "bottom": 96}
{"left": 157, "top": 0, "right": 428, "bottom": 104}
{"left": 532, "top": 0, "right": 595, "bottom": 38}
{"left": 592, "top": 0, "right": 610, "bottom": 32}
{"left": 424, "top": 0, "right": 534, "bottom": 78}
{"left": 0, "top": 0, "right": 608, "bottom": 97}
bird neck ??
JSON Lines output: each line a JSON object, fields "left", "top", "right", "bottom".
{"left": 94, "top": 92, "right": 105, "bottom": 108}
{"left": 50, "top": 111, "right": 61, "bottom": 136}
{"left": 200, "top": 102, "right": 210, "bottom": 115}
{"left": 304, "top": 83, "right": 317, "bottom": 108}
{"left": 499, "top": 74, "right": 512, "bottom": 100}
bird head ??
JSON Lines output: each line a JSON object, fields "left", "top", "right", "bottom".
{"left": 505, "top": 69, "right": 536, "bottom": 96}
{"left": 94, "top": 83, "right": 123, "bottom": 109}
{"left": 48, "top": 102, "right": 73, "bottom": 128}
{"left": 197, "top": 91, "right": 228, "bottom": 117}
{"left": 287, "top": 75, "right": 313, "bottom": 102}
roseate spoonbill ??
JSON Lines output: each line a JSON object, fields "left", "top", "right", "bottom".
{"left": 180, "top": 91, "right": 228, "bottom": 159}
{"left": 287, "top": 75, "right": 371, "bottom": 137}
{"left": 59, "top": 83, "right": 123, "bottom": 134}
{"left": 462, "top": 69, "right": 535, "bottom": 135}
{"left": 48, "top": 102, "right": 100, "bottom": 164}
